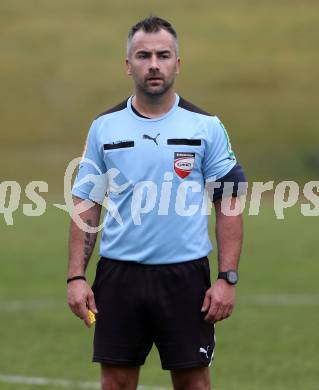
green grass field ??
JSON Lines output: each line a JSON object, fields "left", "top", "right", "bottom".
{"left": 1, "top": 0, "right": 319, "bottom": 389}
{"left": 1, "top": 0, "right": 319, "bottom": 190}
{"left": 0, "top": 203, "right": 318, "bottom": 390}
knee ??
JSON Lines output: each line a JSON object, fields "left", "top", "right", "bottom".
{"left": 176, "top": 380, "right": 210, "bottom": 390}
{"left": 101, "top": 375, "right": 127, "bottom": 390}
{"left": 101, "top": 365, "right": 138, "bottom": 390}
{"left": 173, "top": 373, "right": 211, "bottom": 390}
{"left": 101, "top": 374, "right": 129, "bottom": 390}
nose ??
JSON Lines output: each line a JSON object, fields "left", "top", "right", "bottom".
{"left": 149, "top": 53, "right": 159, "bottom": 72}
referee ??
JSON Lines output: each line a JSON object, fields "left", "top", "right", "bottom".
{"left": 67, "top": 16, "right": 245, "bottom": 390}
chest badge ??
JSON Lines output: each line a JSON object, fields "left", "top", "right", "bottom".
{"left": 174, "top": 152, "right": 195, "bottom": 179}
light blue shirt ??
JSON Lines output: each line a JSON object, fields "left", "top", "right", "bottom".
{"left": 72, "top": 94, "right": 236, "bottom": 264}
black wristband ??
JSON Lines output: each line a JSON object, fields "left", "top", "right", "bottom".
{"left": 67, "top": 275, "right": 86, "bottom": 284}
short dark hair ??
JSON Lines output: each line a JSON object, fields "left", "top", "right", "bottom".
{"left": 127, "top": 16, "right": 179, "bottom": 55}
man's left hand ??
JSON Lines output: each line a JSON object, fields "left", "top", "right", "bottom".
{"left": 201, "top": 279, "right": 236, "bottom": 323}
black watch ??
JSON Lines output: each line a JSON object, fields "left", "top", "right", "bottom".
{"left": 217, "top": 270, "right": 238, "bottom": 285}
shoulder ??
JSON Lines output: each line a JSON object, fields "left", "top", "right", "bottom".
{"left": 178, "top": 97, "right": 214, "bottom": 117}
{"left": 85, "top": 99, "right": 129, "bottom": 141}
{"left": 178, "top": 97, "right": 224, "bottom": 138}
{"left": 95, "top": 98, "right": 129, "bottom": 120}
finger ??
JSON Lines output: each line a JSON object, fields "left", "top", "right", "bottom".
{"left": 218, "top": 306, "right": 230, "bottom": 322}
{"left": 204, "top": 292, "right": 222, "bottom": 322}
{"left": 80, "top": 308, "right": 92, "bottom": 328}
{"left": 201, "top": 293, "right": 211, "bottom": 312}
{"left": 87, "top": 291, "right": 98, "bottom": 314}
{"left": 220, "top": 303, "right": 234, "bottom": 321}
{"left": 204, "top": 302, "right": 219, "bottom": 323}
{"left": 213, "top": 305, "right": 225, "bottom": 323}
{"left": 71, "top": 307, "right": 91, "bottom": 327}
{"left": 83, "top": 315, "right": 92, "bottom": 328}
{"left": 68, "top": 300, "right": 85, "bottom": 319}
{"left": 73, "top": 300, "right": 91, "bottom": 326}
{"left": 225, "top": 304, "right": 234, "bottom": 318}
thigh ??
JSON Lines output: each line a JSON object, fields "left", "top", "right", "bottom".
{"left": 150, "top": 258, "right": 215, "bottom": 370}
{"left": 92, "top": 259, "right": 153, "bottom": 366}
{"left": 171, "top": 367, "right": 211, "bottom": 390}
{"left": 101, "top": 364, "right": 140, "bottom": 390}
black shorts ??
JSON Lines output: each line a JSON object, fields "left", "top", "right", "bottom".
{"left": 91, "top": 257, "right": 215, "bottom": 370}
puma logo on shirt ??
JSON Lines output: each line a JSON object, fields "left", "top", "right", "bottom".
{"left": 143, "top": 133, "right": 160, "bottom": 145}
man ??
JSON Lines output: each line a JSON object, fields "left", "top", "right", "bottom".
{"left": 67, "top": 16, "right": 245, "bottom": 390}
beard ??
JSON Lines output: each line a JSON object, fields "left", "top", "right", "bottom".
{"left": 136, "top": 74, "right": 175, "bottom": 97}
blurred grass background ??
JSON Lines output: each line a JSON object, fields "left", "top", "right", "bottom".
{"left": 1, "top": 0, "right": 319, "bottom": 192}
{"left": 1, "top": 206, "right": 318, "bottom": 390}
{"left": 1, "top": 1, "right": 319, "bottom": 389}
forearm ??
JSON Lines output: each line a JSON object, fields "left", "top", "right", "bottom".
{"left": 68, "top": 197, "right": 102, "bottom": 278}
{"left": 214, "top": 198, "right": 243, "bottom": 272}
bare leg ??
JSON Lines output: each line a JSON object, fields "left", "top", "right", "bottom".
{"left": 171, "top": 367, "right": 211, "bottom": 390}
{"left": 101, "top": 364, "right": 140, "bottom": 390}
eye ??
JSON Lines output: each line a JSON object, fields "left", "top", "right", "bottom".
{"left": 136, "top": 52, "right": 148, "bottom": 59}
{"left": 159, "top": 53, "right": 170, "bottom": 59}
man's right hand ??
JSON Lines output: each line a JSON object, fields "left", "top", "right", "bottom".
{"left": 67, "top": 280, "right": 98, "bottom": 327}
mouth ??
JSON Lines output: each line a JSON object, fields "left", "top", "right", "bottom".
{"left": 147, "top": 77, "right": 163, "bottom": 82}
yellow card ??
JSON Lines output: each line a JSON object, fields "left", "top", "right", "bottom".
{"left": 88, "top": 310, "right": 96, "bottom": 324}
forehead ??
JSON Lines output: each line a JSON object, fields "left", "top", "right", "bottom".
{"left": 130, "top": 29, "right": 176, "bottom": 53}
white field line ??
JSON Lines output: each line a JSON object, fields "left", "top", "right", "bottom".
{"left": 0, "top": 294, "right": 318, "bottom": 312}
{"left": 239, "top": 293, "right": 319, "bottom": 306}
{"left": 0, "top": 374, "right": 168, "bottom": 390}
{"left": 0, "top": 299, "right": 63, "bottom": 311}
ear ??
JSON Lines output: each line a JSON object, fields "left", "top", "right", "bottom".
{"left": 126, "top": 58, "right": 132, "bottom": 76}
{"left": 175, "top": 57, "right": 181, "bottom": 75}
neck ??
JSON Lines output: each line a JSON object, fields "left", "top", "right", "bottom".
{"left": 132, "top": 88, "right": 176, "bottom": 118}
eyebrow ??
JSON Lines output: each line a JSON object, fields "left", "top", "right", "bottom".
{"left": 135, "top": 49, "right": 172, "bottom": 55}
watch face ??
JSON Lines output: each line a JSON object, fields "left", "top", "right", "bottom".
{"left": 227, "top": 271, "right": 238, "bottom": 284}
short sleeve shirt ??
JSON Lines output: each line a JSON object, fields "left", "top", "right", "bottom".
{"left": 72, "top": 94, "right": 237, "bottom": 264}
